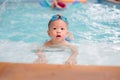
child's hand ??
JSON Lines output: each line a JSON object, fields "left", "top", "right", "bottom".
{"left": 34, "top": 57, "right": 48, "bottom": 64}
{"left": 65, "top": 58, "right": 77, "bottom": 65}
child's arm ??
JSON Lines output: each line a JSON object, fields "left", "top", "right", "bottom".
{"left": 51, "top": 1, "right": 55, "bottom": 9}
{"left": 53, "top": 0, "right": 62, "bottom": 9}
{"left": 65, "top": 45, "right": 78, "bottom": 65}
{"left": 34, "top": 46, "right": 47, "bottom": 63}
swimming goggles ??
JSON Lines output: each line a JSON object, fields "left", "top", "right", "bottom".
{"left": 50, "top": 15, "right": 68, "bottom": 24}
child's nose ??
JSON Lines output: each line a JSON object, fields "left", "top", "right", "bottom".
{"left": 56, "top": 28, "right": 61, "bottom": 33}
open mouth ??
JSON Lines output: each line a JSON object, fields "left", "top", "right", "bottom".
{"left": 56, "top": 35, "right": 61, "bottom": 37}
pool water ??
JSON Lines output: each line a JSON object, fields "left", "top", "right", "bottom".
{"left": 0, "top": 1, "right": 120, "bottom": 65}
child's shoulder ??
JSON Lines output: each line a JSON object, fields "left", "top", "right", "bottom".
{"left": 44, "top": 41, "right": 51, "bottom": 47}
{"left": 66, "top": 43, "right": 77, "bottom": 50}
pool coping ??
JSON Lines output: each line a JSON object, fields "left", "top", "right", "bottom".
{"left": 0, "top": 62, "right": 120, "bottom": 80}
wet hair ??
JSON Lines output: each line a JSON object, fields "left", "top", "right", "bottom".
{"left": 48, "top": 14, "right": 68, "bottom": 28}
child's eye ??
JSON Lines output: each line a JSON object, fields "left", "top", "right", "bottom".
{"left": 61, "top": 28, "right": 64, "bottom": 30}
{"left": 53, "top": 28, "right": 56, "bottom": 30}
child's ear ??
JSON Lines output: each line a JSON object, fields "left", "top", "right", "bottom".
{"left": 65, "top": 31, "right": 69, "bottom": 37}
{"left": 66, "top": 31, "right": 69, "bottom": 35}
{"left": 47, "top": 30, "right": 50, "bottom": 36}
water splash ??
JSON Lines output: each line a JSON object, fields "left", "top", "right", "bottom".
{"left": 0, "top": 40, "right": 120, "bottom": 65}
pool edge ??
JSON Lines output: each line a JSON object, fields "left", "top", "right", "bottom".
{"left": 0, "top": 62, "right": 120, "bottom": 80}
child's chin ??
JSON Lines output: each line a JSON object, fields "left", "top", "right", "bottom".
{"left": 56, "top": 38, "right": 63, "bottom": 41}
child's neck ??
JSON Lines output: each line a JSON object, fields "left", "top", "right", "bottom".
{"left": 50, "top": 40, "right": 67, "bottom": 46}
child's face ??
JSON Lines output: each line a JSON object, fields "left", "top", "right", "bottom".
{"left": 48, "top": 19, "right": 68, "bottom": 42}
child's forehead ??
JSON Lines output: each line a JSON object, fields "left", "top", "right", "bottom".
{"left": 52, "top": 19, "right": 66, "bottom": 23}
{"left": 50, "top": 20, "right": 67, "bottom": 27}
